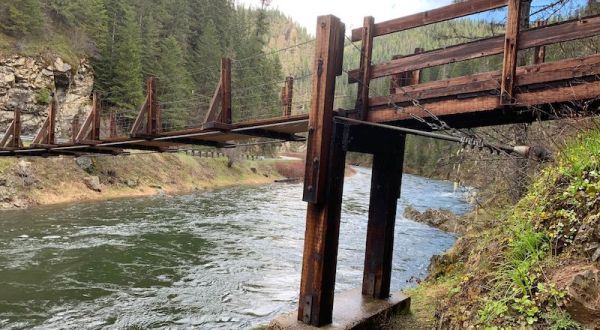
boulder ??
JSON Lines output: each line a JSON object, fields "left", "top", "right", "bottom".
{"left": 552, "top": 265, "right": 600, "bottom": 329}
{"left": 75, "top": 157, "right": 94, "bottom": 173}
{"left": 84, "top": 176, "right": 102, "bottom": 192}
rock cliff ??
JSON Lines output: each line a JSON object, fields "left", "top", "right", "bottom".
{"left": 0, "top": 56, "right": 93, "bottom": 139}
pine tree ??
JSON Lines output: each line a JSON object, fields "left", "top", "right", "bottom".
{"left": 0, "top": 0, "right": 44, "bottom": 36}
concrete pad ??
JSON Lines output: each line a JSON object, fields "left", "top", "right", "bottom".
{"left": 269, "top": 288, "right": 411, "bottom": 329}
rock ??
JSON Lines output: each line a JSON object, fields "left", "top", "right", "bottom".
{"left": 84, "top": 176, "right": 102, "bottom": 192}
{"left": 15, "top": 160, "right": 32, "bottom": 178}
{"left": 53, "top": 57, "right": 72, "bottom": 73}
{"left": 125, "top": 179, "right": 138, "bottom": 188}
{"left": 552, "top": 265, "right": 600, "bottom": 329}
{"left": 403, "top": 205, "right": 462, "bottom": 233}
{"left": 593, "top": 248, "right": 600, "bottom": 262}
{"left": 75, "top": 157, "right": 94, "bottom": 173}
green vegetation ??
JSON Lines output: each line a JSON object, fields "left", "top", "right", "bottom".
{"left": 401, "top": 130, "right": 600, "bottom": 329}
{"left": 35, "top": 87, "right": 51, "bottom": 105}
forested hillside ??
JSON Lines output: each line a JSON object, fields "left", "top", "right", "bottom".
{"left": 0, "top": 0, "right": 284, "bottom": 127}
{"left": 0, "top": 0, "right": 598, "bottom": 181}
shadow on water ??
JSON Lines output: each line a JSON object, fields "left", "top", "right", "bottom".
{"left": 0, "top": 167, "right": 471, "bottom": 329}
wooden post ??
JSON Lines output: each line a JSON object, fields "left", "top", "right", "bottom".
{"left": 48, "top": 93, "right": 57, "bottom": 145}
{"left": 91, "top": 93, "right": 101, "bottom": 140}
{"left": 147, "top": 77, "right": 161, "bottom": 135}
{"left": 110, "top": 112, "right": 117, "bottom": 137}
{"left": 501, "top": 0, "right": 522, "bottom": 105}
{"left": 11, "top": 109, "right": 22, "bottom": 148}
{"left": 282, "top": 76, "right": 294, "bottom": 117}
{"left": 355, "top": 16, "right": 375, "bottom": 120}
{"left": 220, "top": 58, "right": 232, "bottom": 125}
{"left": 389, "top": 48, "right": 423, "bottom": 94}
{"left": 362, "top": 135, "right": 406, "bottom": 298}
{"left": 71, "top": 116, "right": 79, "bottom": 144}
{"left": 299, "top": 15, "right": 346, "bottom": 327}
{"left": 533, "top": 21, "right": 547, "bottom": 64}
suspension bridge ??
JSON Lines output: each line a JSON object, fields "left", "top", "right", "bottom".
{"left": 1, "top": 0, "right": 600, "bottom": 328}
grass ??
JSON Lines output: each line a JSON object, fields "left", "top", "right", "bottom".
{"left": 0, "top": 158, "right": 16, "bottom": 174}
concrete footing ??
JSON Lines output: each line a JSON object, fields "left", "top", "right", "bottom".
{"left": 269, "top": 288, "right": 411, "bottom": 329}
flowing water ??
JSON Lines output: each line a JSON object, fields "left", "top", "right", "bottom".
{"left": 0, "top": 167, "right": 471, "bottom": 329}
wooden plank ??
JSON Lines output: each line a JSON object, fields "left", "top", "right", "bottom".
{"left": 203, "top": 77, "right": 223, "bottom": 123}
{"left": 501, "top": 0, "right": 522, "bottom": 104}
{"left": 367, "top": 80, "right": 600, "bottom": 123}
{"left": 349, "top": 14, "right": 600, "bottom": 81}
{"left": 0, "top": 121, "right": 14, "bottom": 147}
{"left": 130, "top": 98, "right": 149, "bottom": 136}
{"left": 299, "top": 15, "right": 345, "bottom": 327}
{"left": 32, "top": 112, "right": 50, "bottom": 145}
{"left": 363, "top": 133, "right": 405, "bottom": 299}
{"left": 220, "top": 58, "right": 232, "bottom": 125}
{"left": 351, "top": 0, "right": 508, "bottom": 41}
{"left": 355, "top": 16, "right": 375, "bottom": 120}
{"left": 369, "top": 54, "right": 600, "bottom": 107}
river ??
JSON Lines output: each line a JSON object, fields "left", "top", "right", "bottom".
{"left": 0, "top": 167, "right": 471, "bottom": 329}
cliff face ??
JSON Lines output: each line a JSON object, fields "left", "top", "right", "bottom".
{"left": 0, "top": 55, "right": 94, "bottom": 138}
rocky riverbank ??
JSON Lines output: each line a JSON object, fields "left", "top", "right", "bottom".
{"left": 0, "top": 154, "right": 306, "bottom": 210}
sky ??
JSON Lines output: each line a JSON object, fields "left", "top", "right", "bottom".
{"left": 235, "top": 0, "right": 454, "bottom": 33}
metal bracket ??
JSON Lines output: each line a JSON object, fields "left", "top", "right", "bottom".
{"left": 302, "top": 295, "right": 313, "bottom": 324}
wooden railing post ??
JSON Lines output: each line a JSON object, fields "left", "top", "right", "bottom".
{"left": 220, "top": 58, "right": 232, "bottom": 125}
{"left": 109, "top": 111, "right": 117, "bottom": 137}
{"left": 390, "top": 47, "right": 423, "bottom": 94}
{"left": 282, "top": 76, "right": 294, "bottom": 117}
{"left": 91, "top": 93, "right": 101, "bottom": 140}
{"left": 501, "top": 0, "right": 522, "bottom": 105}
{"left": 355, "top": 16, "right": 375, "bottom": 120}
{"left": 299, "top": 15, "right": 345, "bottom": 327}
{"left": 12, "top": 109, "right": 22, "bottom": 148}
{"left": 147, "top": 77, "right": 161, "bottom": 135}
{"left": 71, "top": 115, "right": 79, "bottom": 144}
{"left": 533, "top": 21, "right": 547, "bottom": 64}
{"left": 48, "top": 93, "right": 57, "bottom": 144}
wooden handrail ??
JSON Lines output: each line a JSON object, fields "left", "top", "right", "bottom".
{"left": 350, "top": 0, "right": 508, "bottom": 41}
{"left": 348, "top": 14, "right": 600, "bottom": 82}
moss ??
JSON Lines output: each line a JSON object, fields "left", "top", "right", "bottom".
{"left": 35, "top": 87, "right": 51, "bottom": 105}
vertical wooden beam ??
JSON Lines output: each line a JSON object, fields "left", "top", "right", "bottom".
{"left": 71, "top": 115, "right": 79, "bottom": 144}
{"left": 282, "top": 76, "right": 294, "bottom": 117}
{"left": 409, "top": 47, "right": 424, "bottom": 85}
{"left": 501, "top": 0, "right": 522, "bottom": 105}
{"left": 48, "top": 93, "right": 57, "bottom": 144}
{"left": 11, "top": 109, "right": 22, "bottom": 148}
{"left": 146, "top": 77, "right": 161, "bottom": 135}
{"left": 110, "top": 111, "right": 117, "bottom": 137}
{"left": 220, "top": 58, "right": 232, "bottom": 124}
{"left": 299, "top": 15, "right": 345, "bottom": 327}
{"left": 91, "top": 93, "right": 101, "bottom": 140}
{"left": 390, "top": 48, "right": 424, "bottom": 94}
{"left": 355, "top": 16, "right": 375, "bottom": 120}
{"left": 362, "top": 135, "right": 406, "bottom": 299}
{"left": 300, "top": 121, "right": 348, "bottom": 326}
{"left": 533, "top": 21, "right": 547, "bottom": 65}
